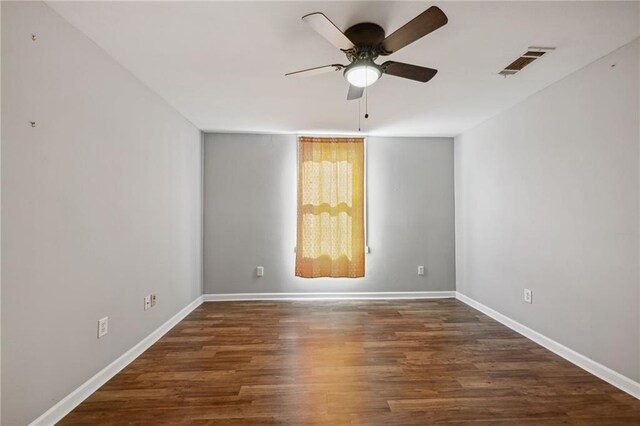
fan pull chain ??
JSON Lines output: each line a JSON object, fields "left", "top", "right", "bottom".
{"left": 358, "top": 98, "right": 361, "bottom": 132}
{"left": 365, "top": 87, "right": 369, "bottom": 119}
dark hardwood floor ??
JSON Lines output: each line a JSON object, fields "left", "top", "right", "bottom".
{"left": 61, "top": 299, "right": 640, "bottom": 425}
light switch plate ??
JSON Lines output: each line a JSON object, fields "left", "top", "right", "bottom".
{"left": 98, "top": 317, "right": 108, "bottom": 338}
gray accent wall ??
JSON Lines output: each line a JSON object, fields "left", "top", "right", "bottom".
{"left": 204, "top": 133, "right": 455, "bottom": 294}
{"left": 1, "top": 2, "right": 203, "bottom": 424}
{"left": 455, "top": 38, "right": 639, "bottom": 381}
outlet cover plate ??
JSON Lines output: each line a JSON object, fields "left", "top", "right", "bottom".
{"left": 524, "top": 288, "right": 533, "bottom": 304}
{"left": 144, "top": 295, "right": 151, "bottom": 310}
{"left": 98, "top": 317, "right": 108, "bottom": 338}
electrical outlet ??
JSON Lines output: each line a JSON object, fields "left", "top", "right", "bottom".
{"left": 524, "top": 288, "right": 533, "bottom": 304}
{"left": 150, "top": 294, "right": 156, "bottom": 307}
{"left": 417, "top": 266, "right": 425, "bottom": 276}
{"left": 98, "top": 317, "right": 108, "bottom": 338}
{"left": 256, "top": 266, "right": 264, "bottom": 277}
{"left": 144, "top": 295, "right": 151, "bottom": 310}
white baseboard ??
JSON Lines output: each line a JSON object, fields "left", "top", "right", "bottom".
{"left": 30, "top": 296, "right": 204, "bottom": 426}
{"left": 455, "top": 292, "right": 640, "bottom": 400}
{"left": 203, "top": 291, "right": 456, "bottom": 302}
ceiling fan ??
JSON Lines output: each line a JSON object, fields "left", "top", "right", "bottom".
{"left": 285, "top": 6, "right": 448, "bottom": 100}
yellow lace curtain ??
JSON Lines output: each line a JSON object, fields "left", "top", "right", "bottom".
{"left": 295, "top": 136, "right": 365, "bottom": 278}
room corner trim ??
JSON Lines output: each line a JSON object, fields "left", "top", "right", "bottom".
{"left": 203, "top": 291, "right": 456, "bottom": 301}
{"left": 29, "top": 296, "right": 205, "bottom": 426}
{"left": 455, "top": 292, "right": 640, "bottom": 400}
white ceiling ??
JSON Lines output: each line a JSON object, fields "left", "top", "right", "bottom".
{"left": 47, "top": 1, "right": 639, "bottom": 136}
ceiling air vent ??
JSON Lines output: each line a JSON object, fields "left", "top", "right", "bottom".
{"left": 499, "top": 47, "right": 555, "bottom": 77}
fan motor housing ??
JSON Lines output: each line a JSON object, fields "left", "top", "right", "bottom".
{"left": 344, "top": 23, "right": 385, "bottom": 49}
{"left": 343, "top": 23, "right": 385, "bottom": 64}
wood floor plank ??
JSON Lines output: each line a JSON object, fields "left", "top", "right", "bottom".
{"left": 60, "top": 299, "right": 640, "bottom": 425}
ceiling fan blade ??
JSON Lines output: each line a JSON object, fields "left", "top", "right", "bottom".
{"left": 302, "top": 12, "right": 355, "bottom": 51}
{"left": 285, "top": 64, "right": 344, "bottom": 78}
{"left": 379, "top": 6, "right": 448, "bottom": 55}
{"left": 347, "top": 85, "right": 364, "bottom": 101}
{"left": 382, "top": 61, "right": 438, "bottom": 82}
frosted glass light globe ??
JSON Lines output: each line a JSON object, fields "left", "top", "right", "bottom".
{"left": 345, "top": 64, "right": 381, "bottom": 88}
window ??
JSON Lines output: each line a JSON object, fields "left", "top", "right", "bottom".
{"left": 295, "top": 136, "right": 365, "bottom": 278}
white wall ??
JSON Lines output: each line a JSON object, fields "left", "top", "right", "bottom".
{"left": 204, "top": 133, "right": 455, "bottom": 294}
{"left": 455, "top": 38, "right": 639, "bottom": 381}
{"left": 0, "top": 2, "right": 3, "bottom": 421}
{"left": 1, "top": 2, "right": 203, "bottom": 424}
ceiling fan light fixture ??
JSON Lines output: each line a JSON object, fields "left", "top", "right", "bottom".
{"left": 288, "top": 7, "right": 449, "bottom": 100}
{"left": 344, "top": 60, "right": 382, "bottom": 88}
